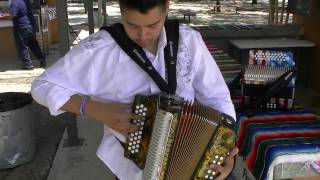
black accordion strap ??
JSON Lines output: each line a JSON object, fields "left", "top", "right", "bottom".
{"left": 100, "top": 19, "right": 179, "bottom": 94}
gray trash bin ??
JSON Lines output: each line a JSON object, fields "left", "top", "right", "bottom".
{"left": 0, "top": 92, "right": 35, "bottom": 169}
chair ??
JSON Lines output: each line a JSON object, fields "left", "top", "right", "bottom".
{"left": 68, "top": 25, "right": 81, "bottom": 43}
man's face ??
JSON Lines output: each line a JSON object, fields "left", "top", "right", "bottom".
{"left": 121, "top": 5, "right": 168, "bottom": 50}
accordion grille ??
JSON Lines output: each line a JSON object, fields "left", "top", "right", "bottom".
{"left": 165, "top": 104, "right": 217, "bottom": 180}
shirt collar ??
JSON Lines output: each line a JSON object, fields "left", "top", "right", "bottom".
{"left": 158, "top": 26, "right": 167, "bottom": 51}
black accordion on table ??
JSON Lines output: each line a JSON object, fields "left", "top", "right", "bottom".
{"left": 124, "top": 94, "right": 236, "bottom": 180}
{"left": 241, "top": 50, "right": 296, "bottom": 110}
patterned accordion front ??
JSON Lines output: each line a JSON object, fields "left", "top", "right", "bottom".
{"left": 124, "top": 94, "right": 236, "bottom": 180}
{"left": 242, "top": 50, "right": 296, "bottom": 110}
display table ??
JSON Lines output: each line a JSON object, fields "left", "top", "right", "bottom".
{"left": 0, "top": 20, "right": 18, "bottom": 61}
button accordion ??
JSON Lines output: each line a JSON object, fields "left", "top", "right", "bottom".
{"left": 242, "top": 50, "right": 296, "bottom": 110}
{"left": 124, "top": 94, "right": 236, "bottom": 180}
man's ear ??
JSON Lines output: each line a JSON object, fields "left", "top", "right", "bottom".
{"left": 165, "top": 0, "right": 170, "bottom": 14}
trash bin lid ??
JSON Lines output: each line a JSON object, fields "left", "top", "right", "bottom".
{"left": 0, "top": 92, "right": 33, "bottom": 112}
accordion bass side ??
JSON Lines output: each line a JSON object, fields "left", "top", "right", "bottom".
{"left": 124, "top": 94, "right": 236, "bottom": 180}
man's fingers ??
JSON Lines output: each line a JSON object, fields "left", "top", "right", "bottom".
{"left": 114, "top": 103, "right": 132, "bottom": 110}
{"left": 209, "top": 164, "right": 224, "bottom": 180}
{"left": 130, "top": 113, "right": 145, "bottom": 121}
{"left": 225, "top": 147, "right": 239, "bottom": 163}
{"left": 127, "top": 124, "right": 141, "bottom": 134}
{"left": 230, "top": 147, "right": 239, "bottom": 157}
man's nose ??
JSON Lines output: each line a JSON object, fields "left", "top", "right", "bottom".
{"left": 138, "top": 28, "right": 147, "bottom": 40}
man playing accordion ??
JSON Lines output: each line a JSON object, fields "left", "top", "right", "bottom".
{"left": 31, "top": 0, "right": 238, "bottom": 179}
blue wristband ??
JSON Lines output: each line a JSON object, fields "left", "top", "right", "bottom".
{"left": 80, "top": 96, "right": 89, "bottom": 117}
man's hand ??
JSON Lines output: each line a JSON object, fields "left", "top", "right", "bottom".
{"left": 88, "top": 101, "right": 144, "bottom": 136}
{"left": 61, "top": 95, "right": 144, "bottom": 136}
{"left": 210, "top": 147, "right": 239, "bottom": 180}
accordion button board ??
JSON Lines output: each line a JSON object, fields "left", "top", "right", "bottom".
{"left": 124, "top": 94, "right": 237, "bottom": 180}
{"left": 124, "top": 96, "right": 158, "bottom": 169}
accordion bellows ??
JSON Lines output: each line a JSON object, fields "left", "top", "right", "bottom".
{"left": 124, "top": 94, "right": 236, "bottom": 180}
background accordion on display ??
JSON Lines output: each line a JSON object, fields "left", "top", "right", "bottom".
{"left": 124, "top": 94, "right": 236, "bottom": 180}
{"left": 235, "top": 110, "right": 320, "bottom": 180}
{"left": 241, "top": 50, "right": 296, "bottom": 110}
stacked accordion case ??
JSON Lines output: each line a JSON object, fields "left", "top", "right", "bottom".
{"left": 124, "top": 94, "right": 236, "bottom": 180}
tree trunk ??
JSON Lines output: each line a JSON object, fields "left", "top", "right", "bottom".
{"left": 252, "top": 0, "right": 258, "bottom": 4}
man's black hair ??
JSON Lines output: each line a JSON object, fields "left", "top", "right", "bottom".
{"left": 119, "top": 0, "right": 167, "bottom": 14}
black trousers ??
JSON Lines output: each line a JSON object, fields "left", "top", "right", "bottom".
{"left": 13, "top": 28, "right": 45, "bottom": 66}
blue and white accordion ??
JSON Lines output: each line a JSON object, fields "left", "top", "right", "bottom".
{"left": 242, "top": 50, "right": 296, "bottom": 110}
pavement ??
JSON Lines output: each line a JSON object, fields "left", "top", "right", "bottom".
{"left": 0, "top": 1, "right": 319, "bottom": 180}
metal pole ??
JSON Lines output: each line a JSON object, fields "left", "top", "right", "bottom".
{"left": 56, "top": 0, "right": 82, "bottom": 147}
{"left": 56, "top": 0, "right": 70, "bottom": 56}
{"left": 63, "top": 113, "right": 83, "bottom": 147}
{"left": 86, "top": 0, "right": 94, "bottom": 34}
{"left": 102, "top": 0, "right": 107, "bottom": 26}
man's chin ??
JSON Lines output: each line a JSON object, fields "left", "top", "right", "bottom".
{"left": 137, "top": 43, "right": 148, "bottom": 48}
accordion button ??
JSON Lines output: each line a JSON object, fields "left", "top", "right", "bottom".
{"left": 213, "top": 160, "right": 216, "bottom": 164}
{"left": 135, "top": 149, "right": 139, "bottom": 153}
{"left": 212, "top": 171, "right": 216, "bottom": 175}
{"left": 131, "top": 150, "right": 135, "bottom": 154}
{"left": 129, "top": 142, "right": 132, "bottom": 146}
{"left": 138, "top": 135, "right": 142, "bottom": 139}
{"left": 138, "top": 131, "right": 142, "bottom": 135}
{"left": 217, "top": 162, "right": 221, "bottom": 165}
{"left": 139, "top": 109, "right": 143, "bottom": 113}
{"left": 130, "top": 138, "right": 133, "bottom": 141}
{"left": 215, "top": 155, "right": 218, "bottom": 159}
{"left": 143, "top": 107, "right": 147, "bottom": 111}
{"left": 136, "top": 144, "right": 140, "bottom": 148}
{"left": 137, "top": 140, "right": 141, "bottom": 143}
{"left": 142, "top": 112, "right": 146, "bottom": 116}
{"left": 136, "top": 105, "right": 139, "bottom": 109}
{"left": 140, "top": 122, "right": 145, "bottom": 126}
{"left": 205, "top": 175, "right": 208, "bottom": 179}
{"left": 128, "top": 147, "right": 131, "bottom": 150}
{"left": 220, "top": 157, "right": 223, "bottom": 160}
{"left": 134, "top": 137, "right": 137, "bottom": 140}
{"left": 135, "top": 132, "right": 138, "bottom": 136}
{"left": 140, "top": 104, "right": 144, "bottom": 108}
{"left": 209, "top": 176, "right": 213, "bottom": 179}
{"left": 135, "top": 110, "right": 139, "bottom": 114}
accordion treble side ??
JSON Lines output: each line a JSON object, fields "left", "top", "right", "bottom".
{"left": 124, "top": 95, "right": 236, "bottom": 180}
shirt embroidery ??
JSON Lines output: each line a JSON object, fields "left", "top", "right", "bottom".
{"left": 81, "top": 34, "right": 103, "bottom": 49}
{"left": 177, "top": 43, "right": 193, "bottom": 84}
